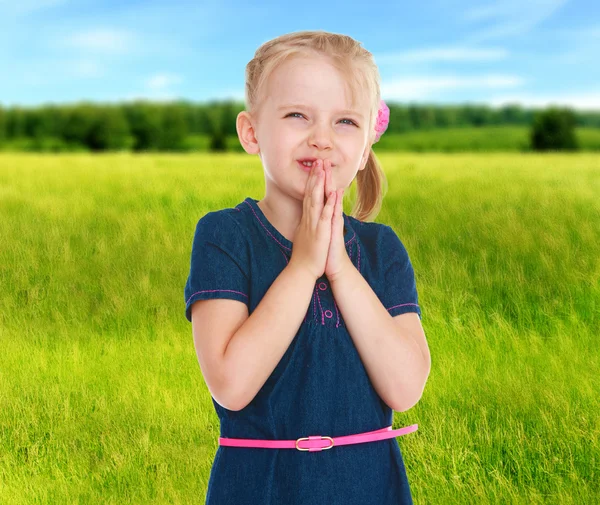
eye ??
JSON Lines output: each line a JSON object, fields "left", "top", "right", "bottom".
{"left": 285, "top": 113, "right": 358, "bottom": 126}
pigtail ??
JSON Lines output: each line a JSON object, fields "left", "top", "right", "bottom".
{"left": 349, "top": 148, "right": 388, "bottom": 222}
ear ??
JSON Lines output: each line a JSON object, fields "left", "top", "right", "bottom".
{"left": 236, "top": 111, "right": 260, "bottom": 155}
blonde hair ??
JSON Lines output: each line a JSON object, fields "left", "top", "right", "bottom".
{"left": 244, "top": 30, "right": 388, "bottom": 222}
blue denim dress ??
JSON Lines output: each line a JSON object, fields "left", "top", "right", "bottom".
{"left": 184, "top": 197, "right": 422, "bottom": 505}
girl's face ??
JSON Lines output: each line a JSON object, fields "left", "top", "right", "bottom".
{"left": 252, "top": 55, "right": 373, "bottom": 201}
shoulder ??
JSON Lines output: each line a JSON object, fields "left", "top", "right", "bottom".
{"left": 345, "top": 215, "right": 388, "bottom": 242}
{"left": 189, "top": 207, "right": 251, "bottom": 271}
{"left": 348, "top": 217, "right": 411, "bottom": 268}
{"left": 347, "top": 216, "right": 400, "bottom": 250}
{"left": 379, "top": 223, "right": 408, "bottom": 253}
{"left": 194, "top": 206, "right": 247, "bottom": 241}
{"left": 190, "top": 207, "right": 251, "bottom": 265}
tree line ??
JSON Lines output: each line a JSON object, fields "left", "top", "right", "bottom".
{"left": 0, "top": 100, "right": 597, "bottom": 152}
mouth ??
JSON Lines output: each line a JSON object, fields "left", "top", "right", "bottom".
{"left": 297, "top": 158, "right": 335, "bottom": 172}
{"left": 297, "top": 160, "right": 313, "bottom": 172}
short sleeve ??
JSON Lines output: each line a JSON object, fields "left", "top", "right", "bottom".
{"left": 380, "top": 225, "right": 422, "bottom": 320}
{"left": 184, "top": 211, "right": 250, "bottom": 323}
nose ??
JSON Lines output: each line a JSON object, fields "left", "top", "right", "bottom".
{"left": 309, "top": 120, "right": 333, "bottom": 151}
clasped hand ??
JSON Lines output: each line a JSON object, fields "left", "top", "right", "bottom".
{"left": 319, "top": 159, "right": 353, "bottom": 282}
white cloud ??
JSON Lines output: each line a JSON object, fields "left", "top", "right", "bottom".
{"left": 145, "top": 73, "right": 183, "bottom": 91}
{"left": 60, "top": 28, "right": 137, "bottom": 54}
{"left": 375, "top": 47, "right": 508, "bottom": 64}
{"left": 381, "top": 74, "right": 525, "bottom": 100}
{"left": 121, "top": 92, "right": 179, "bottom": 103}
{"left": 0, "top": 0, "right": 67, "bottom": 16}
{"left": 68, "top": 60, "right": 104, "bottom": 78}
{"left": 486, "top": 91, "right": 600, "bottom": 111}
{"left": 461, "top": 0, "right": 570, "bottom": 43}
{"left": 462, "top": 2, "right": 522, "bottom": 22}
{"left": 110, "top": 73, "right": 186, "bottom": 103}
{"left": 209, "top": 88, "right": 245, "bottom": 101}
{"left": 9, "top": 57, "right": 105, "bottom": 86}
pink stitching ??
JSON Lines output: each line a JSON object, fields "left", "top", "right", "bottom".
{"left": 387, "top": 303, "right": 419, "bottom": 310}
{"left": 186, "top": 289, "right": 248, "bottom": 305}
{"left": 316, "top": 286, "right": 324, "bottom": 325}
{"left": 278, "top": 247, "right": 288, "bottom": 264}
{"left": 243, "top": 201, "right": 291, "bottom": 251}
{"left": 333, "top": 297, "right": 340, "bottom": 328}
{"left": 343, "top": 215, "right": 357, "bottom": 246}
{"left": 243, "top": 200, "right": 290, "bottom": 251}
{"left": 245, "top": 199, "right": 356, "bottom": 248}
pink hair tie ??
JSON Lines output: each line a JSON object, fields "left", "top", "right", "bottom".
{"left": 374, "top": 99, "right": 389, "bottom": 143}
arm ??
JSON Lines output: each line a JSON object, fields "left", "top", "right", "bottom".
{"left": 329, "top": 260, "right": 430, "bottom": 412}
{"left": 222, "top": 263, "right": 316, "bottom": 411}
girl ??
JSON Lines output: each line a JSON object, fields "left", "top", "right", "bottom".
{"left": 185, "top": 30, "right": 431, "bottom": 505}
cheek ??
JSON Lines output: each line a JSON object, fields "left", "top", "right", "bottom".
{"left": 268, "top": 126, "right": 289, "bottom": 143}
{"left": 261, "top": 131, "right": 287, "bottom": 155}
{"left": 331, "top": 167, "right": 356, "bottom": 189}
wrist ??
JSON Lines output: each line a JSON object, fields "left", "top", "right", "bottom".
{"left": 327, "top": 258, "right": 355, "bottom": 284}
{"left": 287, "top": 260, "right": 319, "bottom": 283}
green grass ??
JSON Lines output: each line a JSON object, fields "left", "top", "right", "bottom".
{"left": 1, "top": 152, "right": 599, "bottom": 503}
{"left": 374, "top": 126, "right": 600, "bottom": 152}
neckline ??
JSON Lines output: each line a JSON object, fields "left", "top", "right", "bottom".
{"left": 242, "top": 197, "right": 355, "bottom": 251}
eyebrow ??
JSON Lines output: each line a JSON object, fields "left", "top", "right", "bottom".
{"left": 277, "top": 103, "right": 364, "bottom": 120}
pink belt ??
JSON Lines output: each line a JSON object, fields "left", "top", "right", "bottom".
{"left": 219, "top": 424, "right": 418, "bottom": 452}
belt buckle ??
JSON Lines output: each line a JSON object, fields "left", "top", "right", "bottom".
{"left": 295, "top": 435, "right": 334, "bottom": 452}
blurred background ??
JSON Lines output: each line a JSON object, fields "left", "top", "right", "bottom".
{"left": 1, "top": 0, "right": 599, "bottom": 152}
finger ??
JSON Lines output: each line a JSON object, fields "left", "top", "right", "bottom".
{"left": 303, "top": 162, "right": 312, "bottom": 216}
{"left": 320, "top": 175, "right": 335, "bottom": 227}
{"left": 307, "top": 159, "right": 319, "bottom": 196}
{"left": 304, "top": 159, "right": 319, "bottom": 216}
{"left": 322, "top": 188, "right": 336, "bottom": 221}
{"left": 337, "top": 189, "right": 343, "bottom": 217}
{"left": 324, "top": 159, "right": 331, "bottom": 206}
{"left": 306, "top": 161, "right": 316, "bottom": 189}
{"left": 325, "top": 161, "right": 337, "bottom": 213}
{"left": 311, "top": 159, "right": 322, "bottom": 194}
{"left": 311, "top": 159, "right": 323, "bottom": 209}
{"left": 323, "top": 159, "right": 328, "bottom": 196}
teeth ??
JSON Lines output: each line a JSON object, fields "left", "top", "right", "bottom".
{"left": 302, "top": 161, "right": 313, "bottom": 166}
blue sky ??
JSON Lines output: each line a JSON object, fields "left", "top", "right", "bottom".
{"left": 1, "top": 0, "right": 599, "bottom": 110}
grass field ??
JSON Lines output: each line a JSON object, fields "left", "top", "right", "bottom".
{"left": 1, "top": 152, "right": 598, "bottom": 504}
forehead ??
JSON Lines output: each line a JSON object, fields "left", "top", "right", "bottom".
{"left": 268, "top": 56, "right": 368, "bottom": 113}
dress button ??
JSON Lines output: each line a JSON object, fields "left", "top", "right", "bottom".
{"left": 325, "top": 310, "right": 333, "bottom": 318}
{"left": 318, "top": 282, "right": 327, "bottom": 291}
